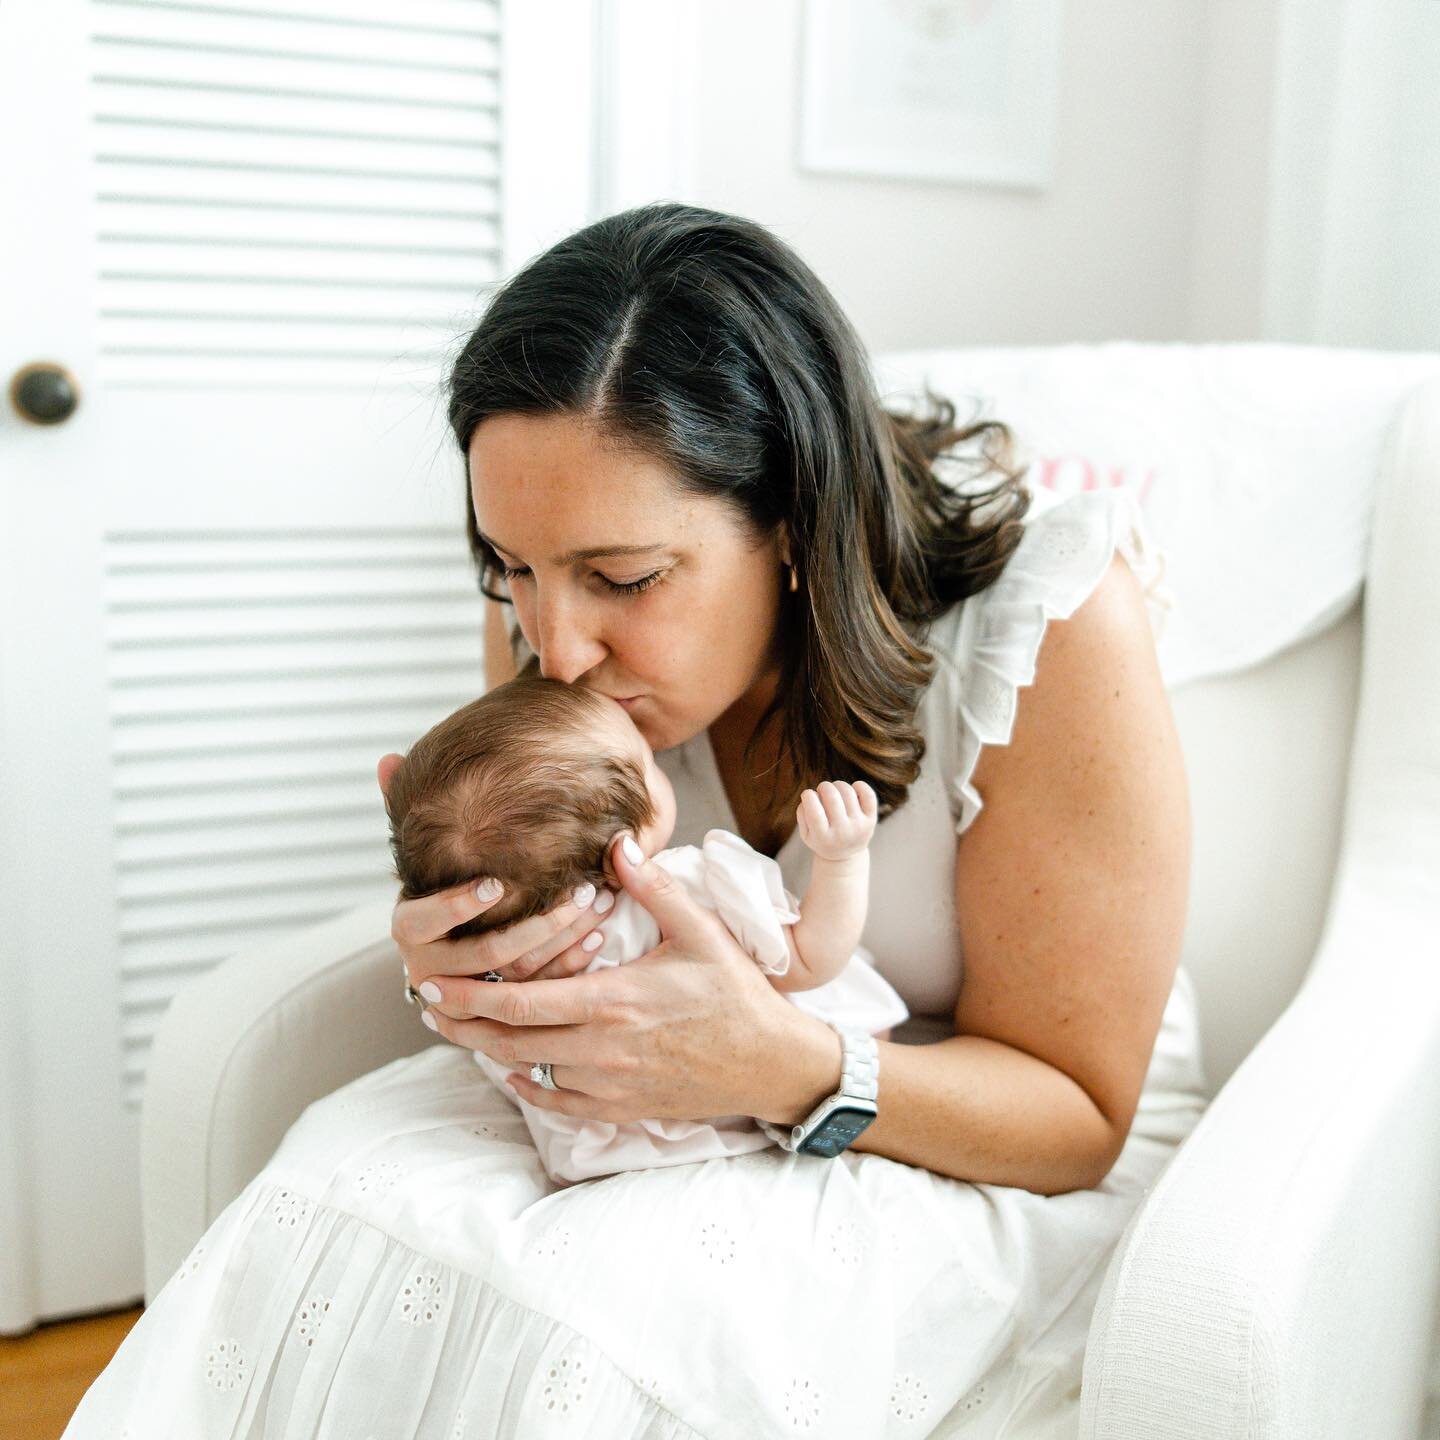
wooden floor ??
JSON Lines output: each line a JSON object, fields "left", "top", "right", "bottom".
{"left": 0, "top": 1305, "right": 144, "bottom": 1439}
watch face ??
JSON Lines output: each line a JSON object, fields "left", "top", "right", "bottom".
{"left": 797, "top": 1106, "right": 876, "bottom": 1158}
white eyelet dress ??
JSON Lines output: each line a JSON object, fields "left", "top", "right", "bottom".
{"left": 62, "top": 484, "right": 1208, "bottom": 1440}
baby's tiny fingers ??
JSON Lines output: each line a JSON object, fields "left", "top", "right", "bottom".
{"left": 816, "top": 781, "right": 846, "bottom": 824}
{"left": 855, "top": 781, "right": 878, "bottom": 816}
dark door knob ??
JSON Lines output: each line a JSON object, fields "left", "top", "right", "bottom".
{"left": 9, "top": 362, "right": 81, "bottom": 426}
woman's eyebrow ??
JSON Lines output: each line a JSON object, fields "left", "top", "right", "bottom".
{"left": 476, "top": 530, "right": 668, "bottom": 564}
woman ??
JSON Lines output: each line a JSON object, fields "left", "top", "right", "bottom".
{"left": 65, "top": 203, "right": 1207, "bottom": 1438}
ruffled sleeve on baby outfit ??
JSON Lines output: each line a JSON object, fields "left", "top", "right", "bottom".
{"left": 699, "top": 828, "right": 801, "bottom": 977}
{"left": 946, "top": 486, "right": 1176, "bottom": 837}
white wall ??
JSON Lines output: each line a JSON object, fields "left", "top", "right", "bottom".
{"left": 1262, "top": 0, "right": 1440, "bottom": 350}
{"left": 1187, "top": 0, "right": 1283, "bottom": 341}
{"left": 607, "top": 0, "right": 1437, "bottom": 358}
{"left": 668, "top": 0, "right": 1264, "bottom": 354}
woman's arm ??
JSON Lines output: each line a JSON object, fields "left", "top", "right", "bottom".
{"left": 731, "top": 550, "right": 1180, "bottom": 1192}
{"left": 783, "top": 555, "right": 1190, "bottom": 1195}
{"left": 422, "top": 557, "right": 1186, "bottom": 1196}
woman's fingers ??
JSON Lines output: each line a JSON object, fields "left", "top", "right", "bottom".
{"left": 421, "top": 1010, "right": 593, "bottom": 1069}
{"left": 422, "top": 965, "right": 615, "bottom": 1029}
{"left": 392, "top": 874, "right": 509, "bottom": 957}
{"left": 608, "top": 831, "right": 725, "bottom": 950}
{"left": 478, "top": 886, "right": 614, "bottom": 981}
{"left": 525, "top": 939, "right": 601, "bottom": 983}
{"left": 398, "top": 878, "right": 612, "bottom": 996}
{"left": 376, "top": 751, "right": 404, "bottom": 802}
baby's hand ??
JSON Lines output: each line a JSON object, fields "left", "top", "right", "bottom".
{"left": 796, "top": 780, "right": 878, "bottom": 861}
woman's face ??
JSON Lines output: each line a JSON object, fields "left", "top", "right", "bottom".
{"left": 469, "top": 411, "right": 788, "bottom": 753}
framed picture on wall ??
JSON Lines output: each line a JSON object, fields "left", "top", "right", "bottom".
{"left": 798, "top": 0, "right": 1064, "bottom": 190}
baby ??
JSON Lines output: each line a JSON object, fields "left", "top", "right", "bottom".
{"left": 383, "top": 674, "right": 908, "bottom": 1185}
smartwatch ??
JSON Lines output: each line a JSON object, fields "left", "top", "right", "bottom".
{"left": 757, "top": 1024, "right": 879, "bottom": 1157}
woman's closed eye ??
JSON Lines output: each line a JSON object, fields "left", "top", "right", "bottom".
{"left": 499, "top": 564, "right": 665, "bottom": 598}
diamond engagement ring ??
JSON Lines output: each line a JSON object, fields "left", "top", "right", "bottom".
{"left": 531, "top": 1062, "right": 560, "bottom": 1091}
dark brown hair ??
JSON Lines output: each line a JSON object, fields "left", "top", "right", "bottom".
{"left": 383, "top": 676, "right": 655, "bottom": 936}
{"left": 446, "top": 202, "right": 1030, "bottom": 829}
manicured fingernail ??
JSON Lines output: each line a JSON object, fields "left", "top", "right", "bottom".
{"left": 621, "top": 835, "right": 643, "bottom": 865}
{"left": 420, "top": 1009, "right": 438, "bottom": 1030}
{"left": 571, "top": 882, "right": 596, "bottom": 908}
{"left": 593, "top": 889, "right": 615, "bottom": 915}
{"left": 581, "top": 929, "right": 604, "bottom": 952}
{"left": 418, "top": 981, "right": 442, "bottom": 1003}
{"left": 476, "top": 877, "right": 503, "bottom": 901}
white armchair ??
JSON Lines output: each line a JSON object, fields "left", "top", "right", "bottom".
{"left": 139, "top": 346, "right": 1440, "bottom": 1439}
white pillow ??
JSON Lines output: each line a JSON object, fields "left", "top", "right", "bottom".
{"left": 871, "top": 341, "right": 1440, "bottom": 688}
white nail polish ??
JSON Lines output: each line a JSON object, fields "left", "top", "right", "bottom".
{"left": 581, "top": 929, "right": 604, "bottom": 952}
{"left": 622, "top": 835, "right": 643, "bottom": 865}
{"left": 572, "top": 881, "right": 596, "bottom": 908}
{"left": 594, "top": 889, "right": 615, "bottom": 915}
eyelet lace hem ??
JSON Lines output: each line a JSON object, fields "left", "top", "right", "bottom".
{"left": 950, "top": 487, "right": 1175, "bottom": 836}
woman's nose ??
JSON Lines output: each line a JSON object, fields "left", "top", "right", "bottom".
{"left": 535, "top": 594, "right": 606, "bottom": 685}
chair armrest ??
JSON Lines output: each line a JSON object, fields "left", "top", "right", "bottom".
{"left": 138, "top": 896, "right": 441, "bottom": 1302}
{"left": 1080, "top": 874, "right": 1440, "bottom": 1440}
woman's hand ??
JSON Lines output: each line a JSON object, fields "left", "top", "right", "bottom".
{"left": 379, "top": 753, "right": 616, "bottom": 996}
{"left": 412, "top": 831, "right": 842, "bottom": 1125}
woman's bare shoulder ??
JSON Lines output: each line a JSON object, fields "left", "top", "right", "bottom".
{"left": 954, "top": 551, "right": 1189, "bottom": 1156}
{"left": 965, "top": 550, "right": 1168, "bottom": 802}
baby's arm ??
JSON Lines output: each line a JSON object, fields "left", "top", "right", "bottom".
{"left": 769, "top": 780, "right": 878, "bottom": 993}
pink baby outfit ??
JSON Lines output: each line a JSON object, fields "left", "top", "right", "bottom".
{"left": 470, "top": 827, "right": 909, "bottom": 1185}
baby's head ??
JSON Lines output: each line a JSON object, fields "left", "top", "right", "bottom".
{"left": 384, "top": 677, "right": 676, "bottom": 940}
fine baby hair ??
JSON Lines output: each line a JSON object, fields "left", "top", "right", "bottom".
{"left": 383, "top": 675, "right": 654, "bottom": 940}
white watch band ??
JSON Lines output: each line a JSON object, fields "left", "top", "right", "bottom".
{"left": 758, "top": 1023, "right": 880, "bottom": 1152}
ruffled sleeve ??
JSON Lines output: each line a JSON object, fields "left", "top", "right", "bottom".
{"left": 948, "top": 486, "right": 1176, "bottom": 837}
{"left": 699, "top": 828, "right": 802, "bottom": 976}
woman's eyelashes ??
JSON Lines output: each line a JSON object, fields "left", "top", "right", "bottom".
{"left": 499, "top": 564, "right": 665, "bottom": 598}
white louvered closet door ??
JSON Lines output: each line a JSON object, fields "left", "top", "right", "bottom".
{"left": 0, "top": 0, "right": 598, "bottom": 1329}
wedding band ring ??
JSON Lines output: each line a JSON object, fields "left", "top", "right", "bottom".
{"left": 531, "top": 1061, "right": 559, "bottom": 1091}
{"left": 482, "top": 970, "right": 505, "bottom": 983}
